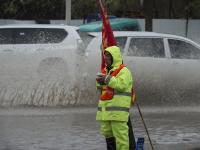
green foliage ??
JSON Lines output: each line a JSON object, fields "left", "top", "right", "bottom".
{"left": 71, "top": 0, "right": 98, "bottom": 19}
{"left": 0, "top": 0, "right": 200, "bottom": 19}
{"left": 0, "top": 0, "right": 65, "bottom": 19}
{"left": 191, "top": 0, "right": 200, "bottom": 18}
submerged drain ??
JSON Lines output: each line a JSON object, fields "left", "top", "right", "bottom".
{"left": 182, "top": 138, "right": 191, "bottom": 141}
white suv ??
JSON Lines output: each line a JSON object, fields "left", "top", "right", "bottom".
{"left": 0, "top": 24, "right": 83, "bottom": 106}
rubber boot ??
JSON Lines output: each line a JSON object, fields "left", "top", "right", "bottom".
{"left": 106, "top": 137, "right": 116, "bottom": 150}
{"left": 128, "top": 117, "right": 136, "bottom": 150}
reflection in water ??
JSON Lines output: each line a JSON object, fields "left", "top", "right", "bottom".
{"left": 0, "top": 107, "right": 199, "bottom": 150}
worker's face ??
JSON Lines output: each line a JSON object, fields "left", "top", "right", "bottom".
{"left": 104, "top": 51, "right": 112, "bottom": 67}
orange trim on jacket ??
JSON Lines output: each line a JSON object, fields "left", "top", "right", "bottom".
{"left": 100, "top": 64, "right": 125, "bottom": 100}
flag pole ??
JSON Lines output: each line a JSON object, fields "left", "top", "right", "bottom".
{"left": 97, "top": 0, "right": 117, "bottom": 73}
{"left": 136, "top": 102, "right": 155, "bottom": 150}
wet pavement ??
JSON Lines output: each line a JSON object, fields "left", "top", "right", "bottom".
{"left": 0, "top": 107, "right": 200, "bottom": 150}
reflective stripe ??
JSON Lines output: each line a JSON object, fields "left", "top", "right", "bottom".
{"left": 98, "top": 107, "right": 129, "bottom": 112}
{"left": 114, "top": 91, "right": 131, "bottom": 96}
{"left": 106, "top": 107, "right": 129, "bottom": 112}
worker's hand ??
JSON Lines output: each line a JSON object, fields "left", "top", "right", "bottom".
{"left": 96, "top": 74, "right": 106, "bottom": 85}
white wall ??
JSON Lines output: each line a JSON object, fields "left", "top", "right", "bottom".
{"left": 153, "top": 19, "right": 200, "bottom": 44}
{"left": 50, "top": 20, "right": 83, "bottom": 26}
{"left": 136, "top": 19, "right": 145, "bottom": 31}
{"left": 187, "top": 20, "right": 200, "bottom": 44}
{"left": 153, "top": 19, "right": 186, "bottom": 36}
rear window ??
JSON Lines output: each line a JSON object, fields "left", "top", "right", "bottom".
{"left": 115, "top": 37, "right": 127, "bottom": 53}
{"left": 128, "top": 38, "right": 165, "bottom": 58}
{"left": 99, "top": 37, "right": 127, "bottom": 54}
{"left": 168, "top": 39, "right": 200, "bottom": 59}
{"left": 15, "top": 28, "right": 68, "bottom": 44}
{"left": 0, "top": 29, "right": 14, "bottom": 44}
{"left": 0, "top": 28, "right": 68, "bottom": 44}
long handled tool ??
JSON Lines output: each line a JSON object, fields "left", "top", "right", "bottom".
{"left": 136, "top": 102, "right": 155, "bottom": 150}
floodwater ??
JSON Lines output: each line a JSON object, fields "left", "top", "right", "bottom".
{"left": 0, "top": 107, "right": 200, "bottom": 150}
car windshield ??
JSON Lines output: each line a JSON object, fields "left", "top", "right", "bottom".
{"left": 128, "top": 37, "right": 165, "bottom": 57}
{"left": 168, "top": 39, "right": 200, "bottom": 59}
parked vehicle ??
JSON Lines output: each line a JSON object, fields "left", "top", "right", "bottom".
{"left": 78, "top": 18, "right": 141, "bottom": 51}
{"left": 85, "top": 13, "right": 116, "bottom": 23}
{"left": 0, "top": 24, "right": 83, "bottom": 106}
{"left": 79, "top": 18, "right": 141, "bottom": 32}
{"left": 84, "top": 31, "right": 200, "bottom": 106}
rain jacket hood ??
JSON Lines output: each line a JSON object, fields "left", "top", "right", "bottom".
{"left": 105, "top": 46, "right": 122, "bottom": 69}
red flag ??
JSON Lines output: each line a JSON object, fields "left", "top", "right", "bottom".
{"left": 97, "top": 0, "right": 117, "bottom": 73}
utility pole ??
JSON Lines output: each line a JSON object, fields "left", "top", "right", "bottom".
{"left": 144, "top": 0, "right": 154, "bottom": 31}
{"left": 185, "top": 0, "right": 191, "bottom": 38}
{"left": 65, "top": 0, "right": 71, "bottom": 25}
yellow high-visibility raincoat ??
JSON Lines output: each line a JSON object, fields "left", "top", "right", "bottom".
{"left": 96, "top": 46, "right": 133, "bottom": 150}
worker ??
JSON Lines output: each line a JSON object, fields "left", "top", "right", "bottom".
{"left": 96, "top": 46, "right": 136, "bottom": 150}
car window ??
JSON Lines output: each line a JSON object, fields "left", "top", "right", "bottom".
{"left": 37, "top": 28, "right": 68, "bottom": 44}
{"left": 115, "top": 37, "right": 127, "bottom": 53}
{"left": 15, "top": 28, "right": 68, "bottom": 44}
{"left": 168, "top": 39, "right": 200, "bottom": 59}
{"left": 99, "top": 37, "right": 127, "bottom": 54}
{"left": 128, "top": 38, "right": 165, "bottom": 58}
{"left": 0, "top": 29, "right": 14, "bottom": 44}
{"left": 15, "top": 28, "right": 36, "bottom": 44}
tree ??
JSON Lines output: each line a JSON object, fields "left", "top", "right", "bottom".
{"left": 0, "top": 0, "right": 65, "bottom": 19}
{"left": 191, "top": 0, "right": 200, "bottom": 19}
{"left": 0, "top": 0, "right": 200, "bottom": 20}
{"left": 71, "top": 0, "right": 98, "bottom": 19}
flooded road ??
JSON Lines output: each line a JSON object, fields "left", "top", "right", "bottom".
{"left": 0, "top": 107, "right": 200, "bottom": 150}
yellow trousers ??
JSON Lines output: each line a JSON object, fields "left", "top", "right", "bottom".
{"left": 100, "top": 120, "right": 129, "bottom": 150}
